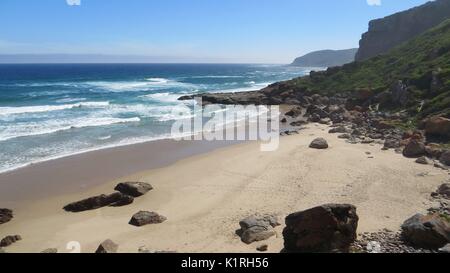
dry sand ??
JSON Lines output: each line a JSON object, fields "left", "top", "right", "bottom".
{"left": 1, "top": 123, "right": 448, "bottom": 253}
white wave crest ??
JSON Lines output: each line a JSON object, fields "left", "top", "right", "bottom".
{"left": 0, "top": 117, "right": 140, "bottom": 142}
{"left": 0, "top": 101, "right": 110, "bottom": 116}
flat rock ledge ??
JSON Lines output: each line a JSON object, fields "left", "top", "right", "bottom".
{"left": 129, "top": 211, "right": 167, "bottom": 227}
{"left": 237, "top": 214, "right": 280, "bottom": 244}
{"left": 63, "top": 192, "right": 134, "bottom": 212}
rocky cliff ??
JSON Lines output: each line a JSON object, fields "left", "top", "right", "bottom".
{"left": 355, "top": 0, "right": 450, "bottom": 61}
{"left": 291, "top": 48, "right": 358, "bottom": 67}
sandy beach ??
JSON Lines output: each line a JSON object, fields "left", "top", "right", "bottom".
{"left": 0, "top": 123, "right": 447, "bottom": 253}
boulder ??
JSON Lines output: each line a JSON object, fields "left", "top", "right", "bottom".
{"left": 415, "top": 156, "right": 430, "bottom": 165}
{"left": 283, "top": 204, "right": 359, "bottom": 253}
{"left": 238, "top": 215, "right": 280, "bottom": 244}
{"left": 129, "top": 211, "right": 167, "bottom": 227}
{"left": 0, "top": 235, "right": 22, "bottom": 247}
{"left": 425, "top": 116, "right": 450, "bottom": 138}
{"left": 114, "top": 182, "right": 153, "bottom": 197}
{"left": 63, "top": 192, "right": 134, "bottom": 212}
{"left": 440, "top": 151, "right": 450, "bottom": 166}
{"left": 95, "top": 239, "right": 119, "bottom": 254}
{"left": 0, "top": 209, "right": 13, "bottom": 224}
{"left": 425, "top": 145, "right": 443, "bottom": 159}
{"left": 384, "top": 139, "right": 400, "bottom": 149}
{"left": 403, "top": 140, "right": 426, "bottom": 158}
{"left": 401, "top": 213, "right": 450, "bottom": 249}
{"left": 436, "top": 183, "right": 450, "bottom": 198}
{"left": 285, "top": 107, "right": 303, "bottom": 118}
{"left": 41, "top": 248, "right": 58, "bottom": 253}
{"left": 309, "top": 138, "right": 329, "bottom": 149}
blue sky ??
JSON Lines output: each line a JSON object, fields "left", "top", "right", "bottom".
{"left": 0, "top": 0, "right": 431, "bottom": 63}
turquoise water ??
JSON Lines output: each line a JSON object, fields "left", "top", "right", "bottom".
{"left": 0, "top": 64, "right": 312, "bottom": 173}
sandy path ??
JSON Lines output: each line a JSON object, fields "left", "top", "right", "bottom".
{"left": 1, "top": 123, "right": 448, "bottom": 253}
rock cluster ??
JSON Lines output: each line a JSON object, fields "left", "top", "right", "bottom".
{"left": 237, "top": 215, "right": 280, "bottom": 244}
{"left": 351, "top": 231, "right": 438, "bottom": 253}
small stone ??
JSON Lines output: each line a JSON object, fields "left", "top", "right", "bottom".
{"left": 256, "top": 244, "right": 269, "bottom": 252}
{"left": 415, "top": 156, "right": 430, "bottom": 165}
{"left": 41, "top": 248, "right": 58, "bottom": 253}
{"left": 138, "top": 246, "right": 151, "bottom": 253}
{"left": 309, "top": 138, "right": 329, "bottom": 149}
{"left": 129, "top": 211, "right": 167, "bottom": 227}
{"left": 95, "top": 239, "right": 119, "bottom": 253}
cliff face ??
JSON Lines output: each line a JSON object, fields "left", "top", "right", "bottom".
{"left": 291, "top": 48, "right": 358, "bottom": 68}
{"left": 355, "top": 0, "right": 450, "bottom": 61}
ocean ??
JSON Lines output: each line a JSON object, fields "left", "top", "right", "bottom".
{"left": 0, "top": 63, "right": 312, "bottom": 173}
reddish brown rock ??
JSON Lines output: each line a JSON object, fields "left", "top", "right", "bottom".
{"left": 401, "top": 213, "right": 450, "bottom": 249}
{"left": 424, "top": 116, "right": 450, "bottom": 138}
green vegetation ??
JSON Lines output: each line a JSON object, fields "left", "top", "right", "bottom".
{"left": 283, "top": 19, "right": 450, "bottom": 119}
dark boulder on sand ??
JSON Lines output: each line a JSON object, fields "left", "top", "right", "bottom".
{"left": 403, "top": 139, "right": 426, "bottom": 158}
{"left": 95, "top": 239, "right": 119, "bottom": 254}
{"left": 401, "top": 213, "right": 450, "bottom": 249}
{"left": 0, "top": 235, "right": 22, "bottom": 247}
{"left": 0, "top": 209, "right": 13, "bottom": 224}
{"left": 440, "top": 151, "right": 450, "bottom": 166}
{"left": 283, "top": 204, "right": 359, "bottom": 253}
{"left": 64, "top": 192, "right": 134, "bottom": 212}
{"left": 114, "top": 182, "right": 153, "bottom": 197}
{"left": 129, "top": 211, "right": 167, "bottom": 227}
{"left": 309, "top": 138, "right": 329, "bottom": 149}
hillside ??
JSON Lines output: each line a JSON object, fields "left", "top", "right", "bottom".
{"left": 356, "top": 0, "right": 450, "bottom": 61}
{"left": 291, "top": 49, "right": 358, "bottom": 67}
{"left": 276, "top": 19, "right": 450, "bottom": 119}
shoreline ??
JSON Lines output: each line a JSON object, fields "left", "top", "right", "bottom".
{"left": 0, "top": 136, "right": 244, "bottom": 208}
{"left": 1, "top": 123, "right": 447, "bottom": 253}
